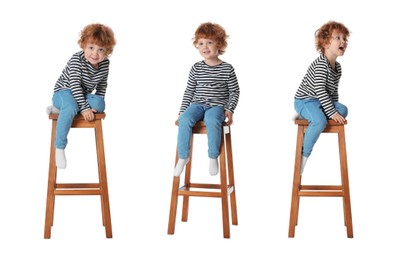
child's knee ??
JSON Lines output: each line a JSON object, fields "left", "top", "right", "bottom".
{"left": 335, "top": 103, "right": 348, "bottom": 117}
{"left": 340, "top": 106, "right": 348, "bottom": 117}
{"left": 87, "top": 95, "right": 105, "bottom": 112}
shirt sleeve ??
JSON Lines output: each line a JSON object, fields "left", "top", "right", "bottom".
{"left": 225, "top": 66, "right": 240, "bottom": 113}
{"left": 95, "top": 60, "right": 109, "bottom": 97}
{"left": 69, "top": 58, "right": 91, "bottom": 112}
{"left": 179, "top": 65, "right": 197, "bottom": 113}
{"left": 313, "top": 63, "right": 337, "bottom": 117}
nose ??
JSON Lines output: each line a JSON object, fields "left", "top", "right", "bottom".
{"left": 92, "top": 50, "right": 99, "bottom": 57}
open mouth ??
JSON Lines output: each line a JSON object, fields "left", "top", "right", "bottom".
{"left": 339, "top": 46, "right": 345, "bottom": 51}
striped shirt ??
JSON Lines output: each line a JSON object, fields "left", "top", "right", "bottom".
{"left": 295, "top": 55, "right": 341, "bottom": 118}
{"left": 54, "top": 51, "right": 110, "bottom": 112}
{"left": 179, "top": 61, "right": 240, "bottom": 114}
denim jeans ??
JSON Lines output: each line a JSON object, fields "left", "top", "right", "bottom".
{"left": 294, "top": 98, "right": 348, "bottom": 157}
{"left": 177, "top": 104, "right": 225, "bottom": 159}
{"left": 52, "top": 90, "right": 105, "bottom": 149}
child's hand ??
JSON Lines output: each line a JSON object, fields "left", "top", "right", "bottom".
{"left": 81, "top": 109, "right": 96, "bottom": 121}
{"left": 331, "top": 112, "right": 346, "bottom": 124}
{"left": 225, "top": 111, "right": 233, "bottom": 126}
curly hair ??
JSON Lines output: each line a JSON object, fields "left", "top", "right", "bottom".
{"left": 78, "top": 23, "right": 116, "bottom": 56}
{"left": 315, "top": 21, "right": 350, "bottom": 54}
{"left": 193, "top": 22, "right": 228, "bottom": 55}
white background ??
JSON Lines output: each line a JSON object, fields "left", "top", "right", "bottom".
{"left": 1, "top": 0, "right": 400, "bottom": 259}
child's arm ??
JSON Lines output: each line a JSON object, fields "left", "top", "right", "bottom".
{"left": 225, "top": 66, "right": 240, "bottom": 114}
{"left": 95, "top": 60, "right": 109, "bottom": 97}
{"left": 178, "top": 66, "right": 197, "bottom": 114}
{"left": 331, "top": 112, "right": 346, "bottom": 124}
{"left": 69, "top": 56, "right": 91, "bottom": 113}
{"left": 81, "top": 109, "right": 97, "bottom": 121}
{"left": 312, "top": 72, "right": 338, "bottom": 119}
{"left": 225, "top": 111, "right": 233, "bottom": 125}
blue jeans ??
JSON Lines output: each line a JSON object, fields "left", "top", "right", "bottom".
{"left": 294, "top": 98, "right": 348, "bottom": 157}
{"left": 52, "top": 90, "right": 105, "bottom": 149}
{"left": 177, "top": 104, "right": 225, "bottom": 159}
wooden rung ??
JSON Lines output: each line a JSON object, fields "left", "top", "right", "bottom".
{"left": 299, "top": 191, "right": 343, "bottom": 197}
{"left": 178, "top": 190, "right": 221, "bottom": 198}
{"left": 188, "top": 183, "right": 221, "bottom": 189}
{"left": 178, "top": 184, "right": 234, "bottom": 197}
{"left": 54, "top": 189, "right": 101, "bottom": 195}
{"left": 300, "top": 185, "right": 342, "bottom": 191}
{"left": 56, "top": 183, "right": 100, "bottom": 189}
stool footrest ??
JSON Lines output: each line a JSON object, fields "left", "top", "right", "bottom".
{"left": 299, "top": 191, "right": 343, "bottom": 197}
{"left": 300, "top": 185, "right": 342, "bottom": 190}
{"left": 56, "top": 183, "right": 100, "bottom": 189}
{"left": 54, "top": 183, "right": 101, "bottom": 195}
{"left": 178, "top": 183, "right": 235, "bottom": 198}
{"left": 299, "top": 185, "right": 344, "bottom": 197}
{"left": 188, "top": 183, "right": 221, "bottom": 189}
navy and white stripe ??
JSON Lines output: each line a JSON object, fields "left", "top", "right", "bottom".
{"left": 179, "top": 61, "right": 240, "bottom": 114}
{"left": 295, "top": 55, "right": 341, "bottom": 118}
{"left": 54, "top": 51, "right": 109, "bottom": 112}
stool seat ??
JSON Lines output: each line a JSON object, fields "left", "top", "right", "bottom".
{"left": 168, "top": 120, "right": 238, "bottom": 238}
{"left": 294, "top": 119, "right": 347, "bottom": 126}
{"left": 289, "top": 119, "right": 353, "bottom": 238}
{"left": 48, "top": 112, "right": 106, "bottom": 120}
{"left": 44, "top": 112, "right": 112, "bottom": 238}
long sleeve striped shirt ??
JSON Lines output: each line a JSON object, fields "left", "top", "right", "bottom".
{"left": 294, "top": 55, "right": 341, "bottom": 118}
{"left": 54, "top": 51, "right": 110, "bottom": 112}
{"left": 179, "top": 61, "right": 240, "bottom": 114}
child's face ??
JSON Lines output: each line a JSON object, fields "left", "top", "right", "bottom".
{"left": 324, "top": 30, "right": 348, "bottom": 58}
{"left": 84, "top": 42, "right": 107, "bottom": 68}
{"left": 196, "top": 38, "right": 220, "bottom": 60}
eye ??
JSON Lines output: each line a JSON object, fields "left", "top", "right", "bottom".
{"left": 99, "top": 48, "right": 105, "bottom": 53}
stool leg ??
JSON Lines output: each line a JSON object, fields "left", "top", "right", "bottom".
{"left": 181, "top": 135, "right": 194, "bottom": 222}
{"left": 338, "top": 126, "right": 353, "bottom": 238}
{"left": 94, "top": 120, "right": 112, "bottom": 238}
{"left": 225, "top": 128, "right": 238, "bottom": 225}
{"left": 168, "top": 148, "right": 180, "bottom": 235}
{"left": 289, "top": 124, "right": 304, "bottom": 237}
{"left": 219, "top": 134, "right": 230, "bottom": 238}
{"left": 44, "top": 119, "right": 57, "bottom": 239}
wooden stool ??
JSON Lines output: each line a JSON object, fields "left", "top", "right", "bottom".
{"left": 288, "top": 119, "right": 353, "bottom": 238}
{"left": 168, "top": 121, "right": 238, "bottom": 238}
{"left": 44, "top": 113, "right": 112, "bottom": 238}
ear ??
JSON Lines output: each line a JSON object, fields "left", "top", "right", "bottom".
{"left": 323, "top": 40, "right": 331, "bottom": 50}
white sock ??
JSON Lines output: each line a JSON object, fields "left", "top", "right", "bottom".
{"left": 56, "top": 148, "right": 67, "bottom": 169}
{"left": 173, "top": 158, "right": 189, "bottom": 177}
{"left": 300, "top": 156, "right": 308, "bottom": 174}
{"left": 292, "top": 113, "right": 302, "bottom": 121}
{"left": 209, "top": 158, "right": 219, "bottom": 176}
{"left": 46, "top": 105, "right": 60, "bottom": 115}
